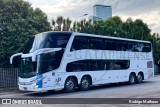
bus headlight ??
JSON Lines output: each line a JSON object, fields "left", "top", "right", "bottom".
{"left": 34, "top": 85, "right": 39, "bottom": 89}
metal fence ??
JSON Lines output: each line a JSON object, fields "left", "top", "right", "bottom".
{"left": 0, "top": 68, "right": 19, "bottom": 89}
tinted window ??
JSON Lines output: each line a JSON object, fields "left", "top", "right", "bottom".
{"left": 71, "top": 36, "right": 106, "bottom": 51}
{"left": 112, "top": 60, "right": 130, "bottom": 70}
{"left": 44, "top": 32, "right": 71, "bottom": 49}
{"left": 71, "top": 36, "right": 151, "bottom": 52}
{"left": 104, "top": 39, "right": 116, "bottom": 50}
{"left": 116, "top": 40, "right": 127, "bottom": 51}
{"left": 24, "top": 32, "right": 71, "bottom": 53}
{"left": 19, "top": 57, "right": 37, "bottom": 78}
{"left": 127, "top": 42, "right": 151, "bottom": 52}
{"left": 127, "top": 42, "right": 140, "bottom": 52}
{"left": 90, "top": 38, "right": 104, "bottom": 50}
{"left": 71, "top": 36, "right": 90, "bottom": 51}
{"left": 39, "top": 50, "right": 64, "bottom": 73}
{"left": 142, "top": 43, "right": 151, "bottom": 52}
{"left": 66, "top": 60, "right": 130, "bottom": 72}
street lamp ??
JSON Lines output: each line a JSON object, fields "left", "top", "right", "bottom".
{"left": 74, "top": 13, "right": 88, "bottom": 32}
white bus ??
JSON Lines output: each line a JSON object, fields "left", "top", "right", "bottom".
{"left": 10, "top": 31, "right": 154, "bottom": 92}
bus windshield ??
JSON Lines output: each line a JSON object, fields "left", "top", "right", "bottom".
{"left": 20, "top": 57, "right": 37, "bottom": 78}
{"left": 19, "top": 49, "right": 64, "bottom": 78}
{"left": 30, "top": 33, "right": 46, "bottom": 53}
{"left": 23, "top": 32, "right": 72, "bottom": 53}
{"left": 19, "top": 32, "right": 72, "bottom": 78}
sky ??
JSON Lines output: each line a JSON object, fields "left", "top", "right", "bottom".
{"left": 24, "top": 0, "right": 160, "bottom": 34}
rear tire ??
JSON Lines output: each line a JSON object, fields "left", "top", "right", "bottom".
{"left": 137, "top": 73, "right": 143, "bottom": 83}
{"left": 64, "top": 77, "right": 76, "bottom": 93}
{"left": 129, "top": 73, "right": 136, "bottom": 85}
{"left": 79, "top": 76, "right": 91, "bottom": 91}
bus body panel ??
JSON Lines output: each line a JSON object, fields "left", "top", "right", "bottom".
{"left": 14, "top": 32, "right": 154, "bottom": 92}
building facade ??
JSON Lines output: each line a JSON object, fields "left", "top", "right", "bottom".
{"left": 90, "top": 5, "right": 112, "bottom": 21}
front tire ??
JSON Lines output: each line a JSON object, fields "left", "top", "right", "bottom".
{"left": 129, "top": 73, "right": 136, "bottom": 85}
{"left": 79, "top": 76, "right": 91, "bottom": 91}
{"left": 64, "top": 77, "right": 76, "bottom": 93}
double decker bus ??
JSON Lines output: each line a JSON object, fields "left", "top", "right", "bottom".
{"left": 10, "top": 31, "right": 154, "bottom": 92}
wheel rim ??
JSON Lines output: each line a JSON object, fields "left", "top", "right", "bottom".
{"left": 82, "top": 79, "right": 89, "bottom": 88}
{"left": 138, "top": 75, "right": 142, "bottom": 82}
{"left": 130, "top": 75, "right": 135, "bottom": 83}
{"left": 66, "top": 80, "right": 74, "bottom": 90}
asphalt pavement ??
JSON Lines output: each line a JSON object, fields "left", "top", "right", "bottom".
{"left": 1, "top": 75, "right": 160, "bottom": 107}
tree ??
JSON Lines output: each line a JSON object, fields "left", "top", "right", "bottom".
{"left": 62, "top": 19, "right": 67, "bottom": 31}
{"left": 51, "top": 16, "right": 160, "bottom": 67}
{"left": 52, "top": 19, "right": 56, "bottom": 29}
{"left": 66, "top": 18, "right": 72, "bottom": 31}
{"left": 104, "top": 16, "right": 124, "bottom": 36}
{"left": 52, "top": 16, "right": 72, "bottom": 31}
{"left": 123, "top": 19, "right": 151, "bottom": 40}
{"left": 75, "top": 16, "right": 160, "bottom": 66}
{"left": 0, "top": 0, "right": 52, "bottom": 67}
{"left": 56, "top": 16, "right": 63, "bottom": 31}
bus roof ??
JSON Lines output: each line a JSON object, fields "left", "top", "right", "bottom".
{"left": 73, "top": 32, "right": 151, "bottom": 43}
{"left": 42, "top": 31, "right": 72, "bottom": 35}
{"left": 39, "top": 31, "right": 151, "bottom": 43}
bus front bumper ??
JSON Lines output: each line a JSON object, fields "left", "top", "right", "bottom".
{"left": 19, "top": 83, "right": 43, "bottom": 92}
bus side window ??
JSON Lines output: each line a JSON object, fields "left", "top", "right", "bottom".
{"left": 116, "top": 41, "right": 127, "bottom": 51}
{"left": 45, "top": 36, "right": 54, "bottom": 48}
{"left": 105, "top": 41, "right": 116, "bottom": 50}
{"left": 142, "top": 43, "right": 151, "bottom": 52}
{"left": 41, "top": 50, "right": 64, "bottom": 73}
{"left": 71, "top": 36, "right": 90, "bottom": 51}
{"left": 89, "top": 38, "right": 103, "bottom": 50}
{"left": 95, "top": 60, "right": 110, "bottom": 70}
{"left": 112, "top": 60, "right": 130, "bottom": 70}
{"left": 127, "top": 42, "right": 136, "bottom": 52}
{"left": 66, "top": 60, "right": 87, "bottom": 72}
{"left": 113, "top": 61, "right": 122, "bottom": 70}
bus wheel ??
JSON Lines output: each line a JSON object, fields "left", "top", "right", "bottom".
{"left": 79, "top": 76, "right": 91, "bottom": 91}
{"left": 129, "top": 73, "right": 136, "bottom": 85}
{"left": 64, "top": 77, "right": 76, "bottom": 93}
{"left": 137, "top": 73, "right": 143, "bottom": 83}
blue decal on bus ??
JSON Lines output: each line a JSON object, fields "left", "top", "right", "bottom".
{"left": 36, "top": 74, "right": 42, "bottom": 88}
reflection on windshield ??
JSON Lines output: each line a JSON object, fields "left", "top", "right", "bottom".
{"left": 23, "top": 32, "right": 72, "bottom": 53}
{"left": 23, "top": 36, "right": 35, "bottom": 54}
{"left": 19, "top": 57, "right": 37, "bottom": 78}
{"left": 20, "top": 49, "right": 64, "bottom": 78}
{"left": 30, "top": 33, "right": 46, "bottom": 53}
{"left": 39, "top": 49, "right": 64, "bottom": 74}
{"left": 20, "top": 32, "right": 72, "bottom": 77}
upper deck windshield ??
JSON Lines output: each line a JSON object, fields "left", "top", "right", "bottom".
{"left": 19, "top": 32, "right": 72, "bottom": 78}
{"left": 23, "top": 32, "right": 72, "bottom": 53}
{"left": 30, "top": 33, "right": 46, "bottom": 53}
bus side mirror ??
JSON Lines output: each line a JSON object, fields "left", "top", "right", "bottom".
{"left": 31, "top": 48, "right": 62, "bottom": 61}
{"left": 10, "top": 53, "right": 22, "bottom": 64}
{"left": 12, "top": 55, "right": 22, "bottom": 67}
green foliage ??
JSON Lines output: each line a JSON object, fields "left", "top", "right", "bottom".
{"left": 0, "top": 1, "right": 159, "bottom": 68}
{"left": 52, "top": 16, "right": 72, "bottom": 31}
{"left": 52, "top": 16, "right": 160, "bottom": 64}
{"left": 0, "top": 0, "right": 51, "bottom": 67}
